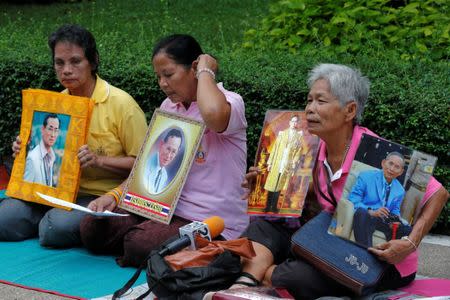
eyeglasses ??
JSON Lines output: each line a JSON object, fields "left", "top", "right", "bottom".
{"left": 44, "top": 126, "right": 60, "bottom": 134}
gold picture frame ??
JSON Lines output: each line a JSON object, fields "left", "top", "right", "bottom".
{"left": 6, "top": 89, "right": 94, "bottom": 209}
{"left": 119, "top": 109, "right": 205, "bottom": 224}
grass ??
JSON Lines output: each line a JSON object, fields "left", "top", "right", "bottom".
{"left": 0, "top": 0, "right": 269, "bottom": 65}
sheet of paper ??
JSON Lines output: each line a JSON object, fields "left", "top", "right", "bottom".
{"left": 36, "top": 192, "right": 129, "bottom": 217}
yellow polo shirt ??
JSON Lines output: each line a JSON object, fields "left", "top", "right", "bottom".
{"left": 63, "top": 76, "right": 147, "bottom": 196}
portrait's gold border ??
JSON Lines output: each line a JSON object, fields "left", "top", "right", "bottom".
{"left": 119, "top": 109, "right": 205, "bottom": 224}
{"left": 6, "top": 89, "right": 94, "bottom": 209}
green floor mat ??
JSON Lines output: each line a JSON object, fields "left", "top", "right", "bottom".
{"left": 0, "top": 239, "right": 146, "bottom": 299}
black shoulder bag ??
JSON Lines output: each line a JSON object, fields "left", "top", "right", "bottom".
{"left": 113, "top": 236, "right": 246, "bottom": 300}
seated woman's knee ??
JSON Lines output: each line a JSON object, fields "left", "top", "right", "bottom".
{"left": 122, "top": 231, "right": 150, "bottom": 267}
{"left": 39, "top": 214, "right": 63, "bottom": 246}
{"left": 79, "top": 216, "right": 105, "bottom": 253}
{"left": 38, "top": 209, "right": 81, "bottom": 247}
{"left": 0, "top": 198, "right": 43, "bottom": 240}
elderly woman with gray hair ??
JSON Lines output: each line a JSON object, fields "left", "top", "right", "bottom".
{"left": 209, "top": 63, "right": 448, "bottom": 299}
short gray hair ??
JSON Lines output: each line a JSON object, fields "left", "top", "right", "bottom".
{"left": 386, "top": 151, "right": 405, "bottom": 167}
{"left": 307, "top": 64, "right": 370, "bottom": 123}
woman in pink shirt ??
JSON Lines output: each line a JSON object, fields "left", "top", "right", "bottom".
{"left": 80, "top": 34, "right": 248, "bottom": 267}
{"left": 218, "top": 64, "right": 448, "bottom": 299}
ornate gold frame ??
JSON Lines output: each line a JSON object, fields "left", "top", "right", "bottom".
{"left": 119, "top": 109, "right": 205, "bottom": 224}
{"left": 6, "top": 89, "right": 93, "bottom": 209}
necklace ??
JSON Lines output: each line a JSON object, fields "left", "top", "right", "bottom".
{"left": 325, "top": 138, "right": 351, "bottom": 181}
{"left": 340, "top": 141, "right": 351, "bottom": 169}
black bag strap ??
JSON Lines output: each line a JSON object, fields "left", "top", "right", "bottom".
{"left": 112, "top": 252, "right": 158, "bottom": 300}
{"left": 112, "top": 234, "right": 181, "bottom": 299}
{"left": 112, "top": 261, "right": 145, "bottom": 299}
{"left": 135, "top": 280, "right": 159, "bottom": 300}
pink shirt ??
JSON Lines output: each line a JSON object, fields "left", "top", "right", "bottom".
{"left": 315, "top": 125, "right": 442, "bottom": 277}
{"left": 159, "top": 83, "right": 249, "bottom": 239}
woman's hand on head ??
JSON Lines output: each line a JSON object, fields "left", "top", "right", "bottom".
{"left": 88, "top": 194, "right": 117, "bottom": 212}
{"left": 195, "top": 54, "right": 218, "bottom": 74}
{"left": 78, "top": 144, "right": 101, "bottom": 169}
{"left": 241, "top": 166, "right": 261, "bottom": 200}
{"left": 194, "top": 53, "right": 230, "bottom": 133}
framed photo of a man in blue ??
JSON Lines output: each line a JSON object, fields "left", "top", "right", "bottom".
{"left": 328, "top": 134, "right": 437, "bottom": 249}
{"left": 119, "top": 109, "right": 205, "bottom": 224}
{"left": 24, "top": 111, "right": 70, "bottom": 187}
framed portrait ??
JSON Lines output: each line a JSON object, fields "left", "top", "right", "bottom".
{"left": 248, "top": 110, "right": 319, "bottom": 217}
{"left": 119, "top": 109, "right": 205, "bottom": 224}
{"left": 328, "top": 134, "right": 437, "bottom": 248}
{"left": 6, "top": 89, "right": 94, "bottom": 208}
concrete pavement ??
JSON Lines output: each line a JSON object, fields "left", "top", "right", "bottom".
{"left": 418, "top": 234, "right": 450, "bottom": 279}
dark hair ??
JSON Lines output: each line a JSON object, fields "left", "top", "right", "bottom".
{"left": 164, "top": 128, "right": 183, "bottom": 143}
{"left": 48, "top": 24, "right": 99, "bottom": 75}
{"left": 152, "top": 34, "right": 203, "bottom": 68}
{"left": 43, "top": 113, "right": 60, "bottom": 128}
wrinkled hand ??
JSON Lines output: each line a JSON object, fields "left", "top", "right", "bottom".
{"left": 196, "top": 54, "right": 218, "bottom": 74}
{"left": 369, "top": 207, "right": 390, "bottom": 218}
{"left": 88, "top": 194, "right": 117, "bottom": 212}
{"left": 368, "top": 239, "right": 415, "bottom": 264}
{"left": 12, "top": 136, "right": 22, "bottom": 158}
{"left": 241, "top": 166, "right": 261, "bottom": 200}
{"left": 78, "top": 145, "right": 100, "bottom": 169}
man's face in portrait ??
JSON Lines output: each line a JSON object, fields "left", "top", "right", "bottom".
{"left": 381, "top": 154, "right": 404, "bottom": 183}
{"left": 41, "top": 117, "right": 60, "bottom": 149}
{"left": 289, "top": 116, "right": 299, "bottom": 129}
{"left": 159, "top": 135, "right": 182, "bottom": 167}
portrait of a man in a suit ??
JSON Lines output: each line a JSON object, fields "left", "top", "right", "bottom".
{"left": 143, "top": 128, "right": 183, "bottom": 194}
{"left": 349, "top": 151, "right": 412, "bottom": 247}
{"left": 23, "top": 113, "right": 61, "bottom": 187}
{"left": 264, "top": 115, "right": 304, "bottom": 213}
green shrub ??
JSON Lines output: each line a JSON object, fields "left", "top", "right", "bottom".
{"left": 1, "top": 55, "right": 449, "bottom": 233}
{"left": 244, "top": 0, "right": 450, "bottom": 61}
{"left": 1, "top": 49, "right": 447, "bottom": 189}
